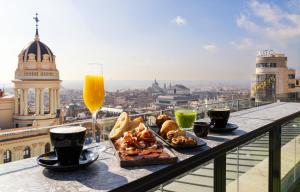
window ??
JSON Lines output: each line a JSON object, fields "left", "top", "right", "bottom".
{"left": 288, "top": 93, "right": 296, "bottom": 98}
{"left": 297, "top": 80, "right": 299, "bottom": 86}
{"left": 159, "top": 100, "right": 171, "bottom": 104}
{"left": 177, "top": 101, "right": 188, "bottom": 105}
{"left": 288, "top": 74, "right": 295, "bottom": 79}
{"left": 23, "top": 146, "right": 31, "bottom": 159}
{"left": 255, "top": 74, "right": 276, "bottom": 99}
{"left": 256, "top": 63, "right": 263, "bottom": 68}
{"left": 45, "top": 143, "right": 51, "bottom": 153}
{"left": 288, "top": 84, "right": 295, "bottom": 89}
{"left": 256, "top": 63, "right": 277, "bottom": 68}
{"left": 3, "top": 150, "right": 12, "bottom": 163}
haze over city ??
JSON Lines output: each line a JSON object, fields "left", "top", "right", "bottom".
{"left": 0, "top": 0, "right": 299, "bottom": 86}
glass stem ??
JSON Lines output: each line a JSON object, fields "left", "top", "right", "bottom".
{"left": 92, "top": 112, "right": 97, "bottom": 143}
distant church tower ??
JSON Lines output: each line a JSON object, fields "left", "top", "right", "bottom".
{"left": 12, "top": 13, "right": 61, "bottom": 128}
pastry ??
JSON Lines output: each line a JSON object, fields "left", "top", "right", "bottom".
{"left": 166, "top": 129, "right": 186, "bottom": 140}
{"left": 160, "top": 120, "right": 179, "bottom": 138}
{"left": 109, "top": 112, "right": 130, "bottom": 139}
{"left": 171, "top": 136, "right": 197, "bottom": 146}
{"left": 171, "top": 136, "right": 186, "bottom": 145}
{"left": 185, "top": 137, "right": 197, "bottom": 145}
{"left": 156, "top": 114, "right": 172, "bottom": 128}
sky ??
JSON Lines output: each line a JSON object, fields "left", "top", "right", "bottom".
{"left": 0, "top": 0, "right": 299, "bottom": 84}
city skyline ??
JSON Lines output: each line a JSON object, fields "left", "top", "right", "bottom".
{"left": 0, "top": 0, "right": 299, "bottom": 84}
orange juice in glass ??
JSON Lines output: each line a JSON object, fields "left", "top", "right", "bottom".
{"left": 83, "top": 75, "right": 104, "bottom": 113}
{"left": 83, "top": 63, "right": 105, "bottom": 151}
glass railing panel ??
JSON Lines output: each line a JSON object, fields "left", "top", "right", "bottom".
{"left": 234, "top": 134, "right": 269, "bottom": 192}
{"left": 295, "top": 117, "right": 300, "bottom": 184}
{"left": 237, "top": 99, "right": 251, "bottom": 111}
{"left": 281, "top": 117, "right": 300, "bottom": 192}
{"left": 148, "top": 160, "right": 214, "bottom": 192}
{"left": 226, "top": 148, "right": 239, "bottom": 192}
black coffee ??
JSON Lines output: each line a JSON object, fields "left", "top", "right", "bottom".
{"left": 50, "top": 127, "right": 86, "bottom": 134}
{"left": 193, "top": 121, "right": 209, "bottom": 137}
{"left": 50, "top": 127, "right": 86, "bottom": 166}
{"left": 208, "top": 108, "right": 230, "bottom": 128}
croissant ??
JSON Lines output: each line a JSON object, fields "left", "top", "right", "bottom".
{"left": 160, "top": 120, "right": 179, "bottom": 138}
{"left": 166, "top": 129, "right": 186, "bottom": 140}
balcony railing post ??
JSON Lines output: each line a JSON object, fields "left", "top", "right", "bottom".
{"left": 248, "top": 98, "right": 251, "bottom": 108}
{"left": 214, "top": 153, "right": 226, "bottom": 192}
{"left": 269, "top": 126, "right": 281, "bottom": 192}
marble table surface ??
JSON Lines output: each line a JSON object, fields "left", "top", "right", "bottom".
{"left": 0, "top": 102, "right": 299, "bottom": 192}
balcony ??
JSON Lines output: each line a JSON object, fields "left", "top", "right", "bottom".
{"left": 0, "top": 98, "right": 300, "bottom": 192}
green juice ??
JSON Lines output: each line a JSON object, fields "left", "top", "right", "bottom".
{"left": 175, "top": 109, "right": 197, "bottom": 130}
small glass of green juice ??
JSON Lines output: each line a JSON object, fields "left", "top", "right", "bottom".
{"left": 175, "top": 107, "right": 197, "bottom": 130}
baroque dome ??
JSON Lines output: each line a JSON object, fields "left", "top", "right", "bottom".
{"left": 20, "top": 40, "right": 54, "bottom": 63}
{"left": 15, "top": 32, "right": 59, "bottom": 80}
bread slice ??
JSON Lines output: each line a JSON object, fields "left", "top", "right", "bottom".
{"left": 109, "top": 112, "right": 129, "bottom": 139}
{"left": 127, "top": 116, "right": 144, "bottom": 132}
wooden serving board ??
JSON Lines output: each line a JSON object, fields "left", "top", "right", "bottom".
{"left": 149, "top": 126, "right": 207, "bottom": 149}
{"left": 109, "top": 139, "right": 178, "bottom": 168}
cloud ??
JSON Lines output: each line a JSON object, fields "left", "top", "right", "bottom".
{"left": 203, "top": 43, "right": 218, "bottom": 52}
{"left": 237, "top": 0, "right": 300, "bottom": 44}
{"left": 171, "top": 16, "right": 187, "bottom": 26}
{"left": 231, "top": 38, "right": 253, "bottom": 49}
{"left": 288, "top": 0, "right": 300, "bottom": 9}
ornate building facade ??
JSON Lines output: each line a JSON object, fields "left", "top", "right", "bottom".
{"left": 12, "top": 17, "right": 61, "bottom": 128}
{"left": 0, "top": 127, "right": 52, "bottom": 164}
{"left": 0, "top": 14, "right": 59, "bottom": 163}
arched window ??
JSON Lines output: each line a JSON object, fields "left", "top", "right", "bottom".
{"left": 3, "top": 150, "right": 12, "bottom": 163}
{"left": 23, "top": 146, "right": 31, "bottom": 159}
{"left": 45, "top": 143, "right": 51, "bottom": 153}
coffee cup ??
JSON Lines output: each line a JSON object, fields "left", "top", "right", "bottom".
{"left": 207, "top": 108, "right": 230, "bottom": 128}
{"left": 50, "top": 126, "right": 86, "bottom": 166}
{"left": 193, "top": 121, "right": 209, "bottom": 137}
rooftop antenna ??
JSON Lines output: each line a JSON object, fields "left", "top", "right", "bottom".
{"left": 33, "top": 13, "right": 40, "bottom": 40}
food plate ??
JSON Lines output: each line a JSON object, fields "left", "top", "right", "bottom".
{"left": 107, "top": 112, "right": 178, "bottom": 168}
{"left": 149, "top": 126, "right": 206, "bottom": 149}
{"left": 109, "top": 139, "right": 177, "bottom": 167}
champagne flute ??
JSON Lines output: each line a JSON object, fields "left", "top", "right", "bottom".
{"left": 83, "top": 63, "right": 105, "bottom": 151}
